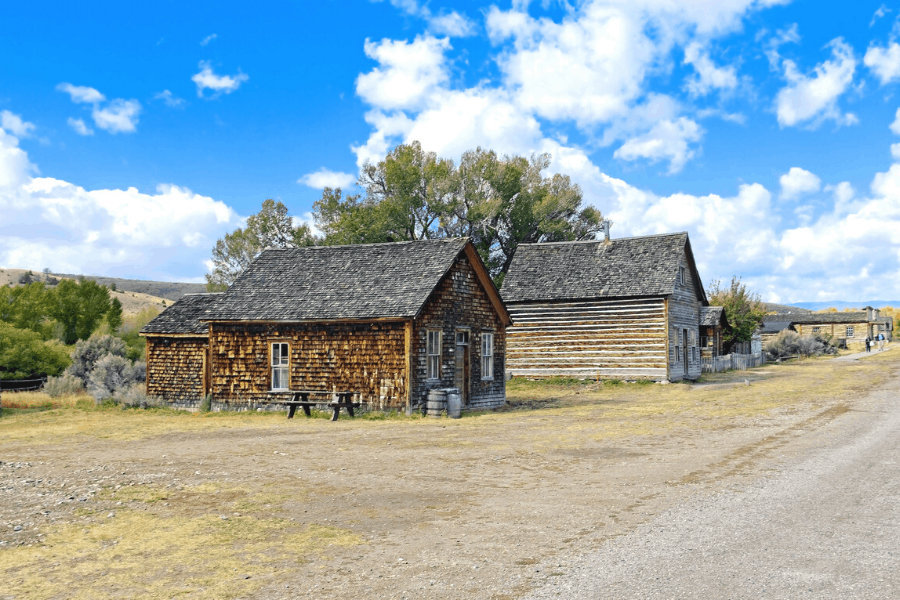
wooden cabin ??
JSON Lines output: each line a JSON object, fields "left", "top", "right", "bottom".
{"left": 141, "top": 238, "right": 510, "bottom": 412}
{"left": 761, "top": 307, "right": 892, "bottom": 349}
{"left": 501, "top": 232, "right": 707, "bottom": 382}
{"left": 699, "top": 306, "right": 729, "bottom": 357}
{"left": 142, "top": 293, "right": 221, "bottom": 408}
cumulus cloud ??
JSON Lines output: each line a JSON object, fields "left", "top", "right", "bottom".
{"left": 192, "top": 61, "right": 249, "bottom": 98}
{"left": 153, "top": 90, "right": 186, "bottom": 108}
{"left": 779, "top": 167, "right": 822, "bottom": 200}
{"left": 298, "top": 168, "right": 356, "bottom": 189}
{"left": 356, "top": 36, "right": 451, "bottom": 111}
{"left": 428, "top": 11, "right": 477, "bottom": 37}
{"left": 67, "top": 117, "right": 94, "bottom": 136}
{"left": 0, "top": 111, "right": 36, "bottom": 138}
{"left": 0, "top": 126, "right": 239, "bottom": 279}
{"left": 775, "top": 38, "right": 858, "bottom": 128}
{"left": 56, "top": 83, "right": 106, "bottom": 104}
{"left": 683, "top": 42, "right": 739, "bottom": 96}
{"left": 613, "top": 117, "right": 703, "bottom": 173}
{"left": 92, "top": 99, "right": 141, "bottom": 134}
{"left": 200, "top": 33, "right": 217, "bottom": 46}
{"left": 865, "top": 42, "right": 900, "bottom": 85}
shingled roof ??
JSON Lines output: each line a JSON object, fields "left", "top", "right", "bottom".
{"left": 762, "top": 312, "right": 868, "bottom": 325}
{"left": 501, "top": 232, "right": 706, "bottom": 304}
{"left": 700, "top": 306, "right": 728, "bottom": 328}
{"left": 759, "top": 321, "right": 793, "bottom": 334}
{"left": 208, "top": 238, "right": 491, "bottom": 322}
{"left": 140, "top": 293, "right": 222, "bottom": 335}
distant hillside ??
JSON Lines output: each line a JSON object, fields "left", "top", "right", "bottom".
{"left": 49, "top": 273, "right": 206, "bottom": 301}
{"left": 761, "top": 302, "right": 812, "bottom": 314}
{"left": 790, "top": 300, "right": 900, "bottom": 311}
{"left": 0, "top": 268, "right": 172, "bottom": 316}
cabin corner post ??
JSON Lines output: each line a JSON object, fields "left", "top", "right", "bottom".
{"left": 404, "top": 319, "right": 414, "bottom": 414}
{"left": 664, "top": 297, "right": 671, "bottom": 381}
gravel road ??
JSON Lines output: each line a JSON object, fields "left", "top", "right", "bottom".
{"left": 527, "top": 368, "right": 900, "bottom": 599}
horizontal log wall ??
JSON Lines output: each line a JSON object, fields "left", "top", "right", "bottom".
{"left": 795, "top": 322, "right": 871, "bottom": 347}
{"left": 146, "top": 337, "right": 207, "bottom": 405}
{"left": 413, "top": 254, "right": 506, "bottom": 410}
{"left": 209, "top": 321, "right": 408, "bottom": 410}
{"left": 506, "top": 297, "right": 668, "bottom": 380}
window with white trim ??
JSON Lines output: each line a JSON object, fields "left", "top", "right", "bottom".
{"left": 481, "top": 332, "right": 494, "bottom": 380}
{"left": 271, "top": 342, "right": 289, "bottom": 390}
{"left": 427, "top": 330, "right": 442, "bottom": 380}
{"left": 846, "top": 326, "right": 854, "bottom": 337}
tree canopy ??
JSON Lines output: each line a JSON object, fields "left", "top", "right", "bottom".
{"left": 206, "top": 142, "right": 603, "bottom": 288}
{"left": 707, "top": 276, "right": 766, "bottom": 344}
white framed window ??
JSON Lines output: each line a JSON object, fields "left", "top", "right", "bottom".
{"left": 481, "top": 332, "right": 494, "bottom": 380}
{"left": 427, "top": 330, "right": 442, "bottom": 380}
{"left": 846, "top": 326, "right": 854, "bottom": 337}
{"left": 271, "top": 342, "right": 289, "bottom": 390}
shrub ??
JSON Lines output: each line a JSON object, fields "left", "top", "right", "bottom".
{"left": 199, "top": 394, "right": 212, "bottom": 413}
{"left": 67, "top": 335, "right": 127, "bottom": 384}
{"left": 44, "top": 373, "right": 85, "bottom": 397}
{"left": 765, "top": 330, "right": 836, "bottom": 360}
{"left": 115, "top": 382, "right": 162, "bottom": 409}
{"left": 0, "top": 323, "right": 71, "bottom": 380}
{"left": 87, "top": 354, "right": 146, "bottom": 402}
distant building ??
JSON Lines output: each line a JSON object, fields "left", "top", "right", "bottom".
{"left": 760, "top": 307, "right": 892, "bottom": 348}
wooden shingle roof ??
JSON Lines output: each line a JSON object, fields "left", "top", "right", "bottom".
{"left": 501, "top": 232, "right": 703, "bottom": 303}
{"left": 140, "top": 293, "right": 222, "bottom": 335}
{"left": 208, "top": 238, "right": 491, "bottom": 322}
{"left": 762, "top": 312, "right": 868, "bottom": 325}
{"left": 700, "top": 306, "right": 728, "bottom": 328}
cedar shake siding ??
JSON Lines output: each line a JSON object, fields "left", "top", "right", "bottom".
{"left": 502, "top": 233, "right": 707, "bottom": 382}
{"left": 412, "top": 253, "right": 507, "bottom": 410}
{"left": 142, "top": 239, "right": 511, "bottom": 413}
{"left": 141, "top": 293, "right": 220, "bottom": 408}
{"left": 208, "top": 321, "right": 408, "bottom": 410}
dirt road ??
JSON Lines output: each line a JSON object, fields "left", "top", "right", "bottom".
{"left": 527, "top": 361, "right": 900, "bottom": 599}
{"left": 0, "top": 354, "right": 896, "bottom": 599}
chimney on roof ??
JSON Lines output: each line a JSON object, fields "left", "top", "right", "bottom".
{"left": 867, "top": 306, "right": 879, "bottom": 321}
{"left": 601, "top": 219, "right": 613, "bottom": 243}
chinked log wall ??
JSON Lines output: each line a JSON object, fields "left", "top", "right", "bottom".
{"left": 209, "top": 321, "right": 408, "bottom": 410}
{"left": 146, "top": 337, "right": 207, "bottom": 405}
{"left": 506, "top": 297, "right": 668, "bottom": 380}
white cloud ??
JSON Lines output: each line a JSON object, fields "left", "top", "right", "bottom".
{"left": 870, "top": 4, "right": 890, "bottom": 27}
{"left": 865, "top": 42, "right": 900, "bottom": 85}
{"left": 67, "top": 117, "right": 94, "bottom": 136}
{"left": 775, "top": 38, "right": 858, "bottom": 128}
{"left": 779, "top": 167, "right": 821, "bottom": 200}
{"left": 356, "top": 36, "right": 451, "bottom": 111}
{"left": 892, "top": 143, "right": 900, "bottom": 159}
{"left": 428, "top": 11, "right": 477, "bottom": 37}
{"left": 200, "top": 33, "right": 217, "bottom": 46}
{"left": 91, "top": 99, "right": 141, "bottom": 134}
{"left": 298, "top": 168, "right": 356, "bottom": 189}
{"left": 154, "top": 90, "right": 186, "bottom": 108}
{"left": 764, "top": 23, "right": 801, "bottom": 71}
{"left": 0, "top": 111, "right": 36, "bottom": 138}
{"left": 0, "top": 128, "right": 240, "bottom": 279}
{"left": 192, "top": 61, "right": 249, "bottom": 97}
{"left": 683, "top": 42, "right": 738, "bottom": 96}
{"left": 614, "top": 117, "right": 703, "bottom": 173}
{"left": 56, "top": 83, "right": 106, "bottom": 104}
{"left": 891, "top": 108, "right": 900, "bottom": 134}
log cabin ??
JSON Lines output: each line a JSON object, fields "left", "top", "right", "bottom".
{"left": 761, "top": 307, "right": 893, "bottom": 348}
{"left": 500, "top": 231, "right": 707, "bottom": 382}
{"left": 141, "top": 238, "right": 510, "bottom": 412}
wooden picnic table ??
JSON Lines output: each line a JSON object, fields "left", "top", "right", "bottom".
{"left": 281, "top": 390, "right": 362, "bottom": 421}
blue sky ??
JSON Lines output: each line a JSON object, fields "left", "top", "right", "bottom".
{"left": 3, "top": 0, "right": 900, "bottom": 303}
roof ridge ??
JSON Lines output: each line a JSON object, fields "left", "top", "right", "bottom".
{"left": 261, "top": 237, "right": 470, "bottom": 253}
{"left": 516, "top": 231, "right": 687, "bottom": 248}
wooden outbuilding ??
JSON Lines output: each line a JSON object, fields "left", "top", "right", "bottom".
{"left": 501, "top": 231, "right": 707, "bottom": 382}
{"left": 699, "top": 306, "right": 729, "bottom": 357}
{"left": 760, "top": 307, "right": 892, "bottom": 349}
{"left": 142, "top": 238, "right": 510, "bottom": 412}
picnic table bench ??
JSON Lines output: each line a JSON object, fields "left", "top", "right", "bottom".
{"left": 281, "top": 390, "right": 362, "bottom": 421}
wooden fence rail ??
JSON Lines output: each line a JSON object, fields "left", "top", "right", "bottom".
{"left": 701, "top": 351, "right": 766, "bottom": 373}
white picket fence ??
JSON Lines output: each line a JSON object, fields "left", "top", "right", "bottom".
{"left": 701, "top": 351, "right": 767, "bottom": 373}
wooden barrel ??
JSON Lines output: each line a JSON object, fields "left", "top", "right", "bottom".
{"left": 446, "top": 389, "right": 461, "bottom": 419}
{"left": 426, "top": 389, "right": 447, "bottom": 417}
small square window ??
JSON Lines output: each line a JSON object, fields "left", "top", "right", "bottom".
{"left": 846, "top": 326, "right": 854, "bottom": 337}
{"left": 456, "top": 331, "right": 469, "bottom": 345}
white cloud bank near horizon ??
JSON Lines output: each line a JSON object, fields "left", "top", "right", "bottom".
{"left": 0, "top": 120, "right": 240, "bottom": 282}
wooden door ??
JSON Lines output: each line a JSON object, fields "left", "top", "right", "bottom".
{"left": 455, "top": 343, "right": 469, "bottom": 405}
